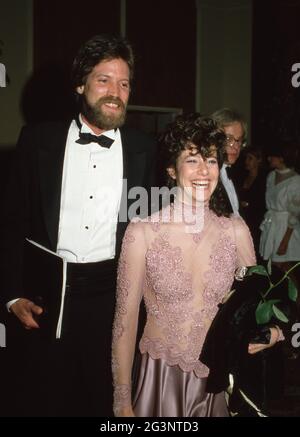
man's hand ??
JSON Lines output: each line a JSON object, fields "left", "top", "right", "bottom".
{"left": 10, "top": 298, "right": 43, "bottom": 329}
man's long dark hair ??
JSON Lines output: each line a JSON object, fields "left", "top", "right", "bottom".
{"left": 71, "top": 34, "right": 134, "bottom": 92}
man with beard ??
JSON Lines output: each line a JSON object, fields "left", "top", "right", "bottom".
{"left": 1, "top": 35, "right": 156, "bottom": 416}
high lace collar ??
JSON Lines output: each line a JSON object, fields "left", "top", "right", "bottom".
{"left": 172, "top": 198, "right": 210, "bottom": 221}
{"left": 170, "top": 198, "right": 213, "bottom": 241}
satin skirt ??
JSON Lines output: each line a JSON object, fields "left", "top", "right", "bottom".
{"left": 133, "top": 353, "right": 229, "bottom": 417}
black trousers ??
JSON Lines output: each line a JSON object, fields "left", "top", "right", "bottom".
{"left": 1, "top": 259, "right": 117, "bottom": 417}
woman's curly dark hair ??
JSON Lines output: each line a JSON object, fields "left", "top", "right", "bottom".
{"left": 159, "top": 113, "right": 231, "bottom": 217}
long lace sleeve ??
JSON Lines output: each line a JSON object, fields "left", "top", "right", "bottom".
{"left": 112, "top": 221, "right": 146, "bottom": 416}
{"left": 287, "top": 176, "right": 300, "bottom": 229}
{"left": 232, "top": 217, "right": 257, "bottom": 267}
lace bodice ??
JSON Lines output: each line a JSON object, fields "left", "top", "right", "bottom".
{"left": 112, "top": 202, "right": 256, "bottom": 415}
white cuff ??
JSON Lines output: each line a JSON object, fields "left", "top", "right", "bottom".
{"left": 6, "top": 298, "right": 21, "bottom": 312}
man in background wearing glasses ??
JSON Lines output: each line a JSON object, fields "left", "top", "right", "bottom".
{"left": 212, "top": 108, "right": 247, "bottom": 216}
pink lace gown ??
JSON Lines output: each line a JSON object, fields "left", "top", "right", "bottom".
{"left": 112, "top": 201, "right": 256, "bottom": 417}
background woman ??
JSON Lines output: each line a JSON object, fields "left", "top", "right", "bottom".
{"left": 260, "top": 142, "right": 300, "bottom": 314}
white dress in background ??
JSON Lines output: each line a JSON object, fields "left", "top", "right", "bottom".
{"left": 259, "top": 169, "right": 300, "bottom": 262}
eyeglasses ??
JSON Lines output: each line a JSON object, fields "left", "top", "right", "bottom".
{"left": 225, "top": 135, "right": 247, "bottom": 149}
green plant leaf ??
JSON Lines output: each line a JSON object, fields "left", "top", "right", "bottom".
{"left": 256, "top": 300, "right": 273, "bottom": 324}
{"left": 288, "top": 278, "right": 298, "bottom": 302}
{"left": 256, "top": 299, "right": 281, "bottom": 324}
{"left": 272, "top": 304, "right": 289, "bottom": 323}
{"left": 248, "top": 265, "right": 268, "bottom": 277}
{"left": 254, "top": 262, "right": 300, "bottom": 327}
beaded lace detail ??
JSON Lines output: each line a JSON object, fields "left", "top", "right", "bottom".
{"left": 113, "top": 384, "right": 132, "bottom": 416}
{"left": 203, "top": 233, "right": 237, "bottom": 319}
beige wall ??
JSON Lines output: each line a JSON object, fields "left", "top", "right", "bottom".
{"left": 0, "top": 0, "right": 252, "bottom": 146}
{"left": 0, "top": 0, "right": 33, "bottom": 147}
{"left": 196, "top": 0, "right": 252, "bottom": 136}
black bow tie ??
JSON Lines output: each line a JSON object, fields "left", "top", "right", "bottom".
{"left": 225, "top": 166, "right": 234, "bottom": 180}
{"left": 75, "top": 116, "right": 114, "bottom": 148}
{"left": 76, "top": 132, "right": 114, "bottom": 148}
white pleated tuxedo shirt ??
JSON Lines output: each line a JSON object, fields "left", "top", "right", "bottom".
{"left": 57, "top": 116, "right": 123, "bottom": 262}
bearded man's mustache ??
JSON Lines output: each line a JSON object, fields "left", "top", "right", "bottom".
{"left": 97, "top": 96, "right": 126, "bottom": 110}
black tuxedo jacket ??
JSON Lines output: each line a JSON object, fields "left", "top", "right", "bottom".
{"left": 1, "top": 121, "right": 156, "bottom": 303}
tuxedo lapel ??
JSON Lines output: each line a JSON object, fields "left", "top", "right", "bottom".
{"left": 38, "top": 122, "right": 70, "bottom": 250}
{"left": 38, "top": 124, "right": 149, "bottom": 254}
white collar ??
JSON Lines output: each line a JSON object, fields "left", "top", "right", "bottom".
{"left": 275, "top": 167, "right": 292, "bottom": 174}
{"left": 78, "top": 114, "right": 117, "bottom": 140}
